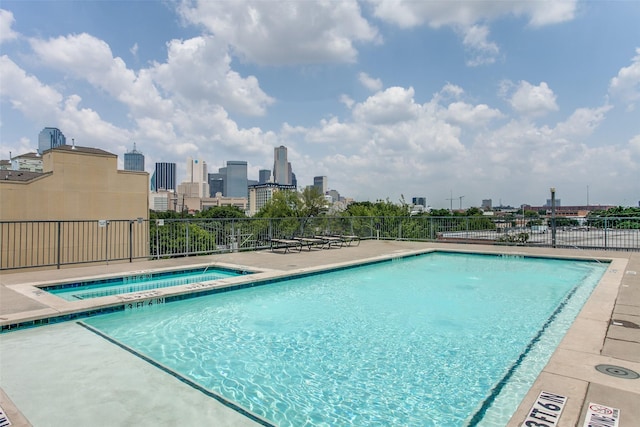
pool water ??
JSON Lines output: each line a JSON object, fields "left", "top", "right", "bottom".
{"left": 83, "top": 252, "right": 606, "bottom": 426}
{"left": 45, "top": 267, "right": 247, "bottom": 301}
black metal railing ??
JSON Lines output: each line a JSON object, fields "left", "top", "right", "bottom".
{"left": 1, "top": 216, "right": 638, "bottom": 270}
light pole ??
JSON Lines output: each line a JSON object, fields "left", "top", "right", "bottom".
{"left": 550, "top": 187, "right": 556, "bottom": 248}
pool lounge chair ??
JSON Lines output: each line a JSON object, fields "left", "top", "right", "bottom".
{"left": 331, "top": 234, "right": 360, "bottom": 246}
{"left": 293, "top": 237, "right": 327, "bottom": 250}
{"left": 313, "top": 235, "right": 344, "bottom": 249}
{"left": 269, "top": 238, "right": 302, "bottom": 253}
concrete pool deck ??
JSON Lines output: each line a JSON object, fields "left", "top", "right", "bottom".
{"left": 1, "top": 240, "right": 639, "bottom": 426}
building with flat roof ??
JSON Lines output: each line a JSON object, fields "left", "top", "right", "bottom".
{"left": 314, "top": 176, "right": 327, "bottom": 195}
{"left": 38, "top": 127, "right": 66, "bottom": 154}
{"left": 124, "top": 143, "right": 145, "bottom": 171}
{"left": 152, "top": 162, "right": 177, "bottom": 191}
{"left": 1, "top": 145, "right": 149, "bottom": 268}
{"left": 412, "top": 197, "right": 426, "bottom": 207}
{"left": 248, "top": 182, "right": 296, "bottom": 216}
{"left": 178, "top": 157, "right": 209, "bottom": 208}
{"left": 1, "top": 145, "right": 148, "bottom": 221}
{"left": 10, "top": 152, "right": 43, "bottom": 172}
{"left": 258, "top": 169, "right": 271, "bottom": 184}
{"left": 225, "top": 161, "right": 248, "bottom": 198}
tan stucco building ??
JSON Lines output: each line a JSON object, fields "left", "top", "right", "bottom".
{"left": 1, "top": 145, "right": 148, "bottom": 221}
{"left": 0, "top": 145, "right": 149, "bottom": 269}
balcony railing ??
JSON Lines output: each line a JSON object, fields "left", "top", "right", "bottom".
{"left": 1, "top": 216, "right": 638, "bottom": 270}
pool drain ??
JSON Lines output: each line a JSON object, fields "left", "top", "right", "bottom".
{"left": 595, "top": 364, "right": 639, "bottom": 379}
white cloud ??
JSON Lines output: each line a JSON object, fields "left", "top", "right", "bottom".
{"left": 554, "top": 105, "right": 612, "bottom": 138}
{"left": 59, "top": 95, "right": 131, "bottom": 146}
{"left": 371, "top": 1, "right": 575, "bottom": 68}
{"left": 177, "top": 0, "right": 379, "bottom": 65}
{"left": 0, "top": 55, "right": 63, "bottom": 120}
{"left": 29, "top": 32, "right": 274, "bottom": 119}
{"left": 0, "top": 55, "right": 135, "bottom": 152}
{"left": 462, "top": 25, "right": 499, "bottom": 66}
{"left": 130, "top": 42, "right": 139, "bottom": 58}
{"left": 524, "top": 1, "right": 578, "bottom": 27}
{"left": 609, "top": 47, "right": 640, "bottom": 110}
{"left": 340, "top": 94, "right": 355, "bottom": 109}
{"left": 441, "top": 102, "right": 503, "bottom": 127}
{"left": 353, "top": 86, "right": 420, "bottom": 124}
{"left": 305, "top": 116, "right": 367, "bottom": 144}
{"left": 151, "top": 36, "right": 274, "bottom": 116}
{"left": 438, "top": 83, "right": 465, "bottom": 99}
{"left": 30, "top": 33, "right": 173, "bottom": 119}
{"left": 358, "top": 72, "right": 383, "bottom": 92}
{"left": 0, "top": 9, "right": 18, "bottom": 44}
{"left": 505, "top": 81, "right": 559, "bottom": 117}
{"left": 371, "top": 1, "right": 577, "bottom": 29}
{"left": 629, "top": 134, "right": 640, "bottom": 156}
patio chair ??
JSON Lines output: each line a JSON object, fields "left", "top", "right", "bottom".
{"left": 313, "top": 235, "right": 344, "bottom": 249}
{"left": 331, "top": 234, "right": 360, "bottom": 246}
{"left": 269, "top": 238, "right": 302, "bottom": 253}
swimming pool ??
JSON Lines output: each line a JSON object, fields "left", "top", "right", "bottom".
{"left": 82, "top": 252, "right": 606, "bottom": 426}
{"left": 43, "top": 266, "right": 251, "bottom": 300}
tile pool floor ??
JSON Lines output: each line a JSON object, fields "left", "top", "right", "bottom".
{"left": 1, "top": 241, "right": 639, "bottom": 426}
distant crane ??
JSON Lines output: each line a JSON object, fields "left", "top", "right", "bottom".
{"left": 446, "top": 190, "right": 455, "bottom": 212}
{"left": 446, "top": 191, "right": 465, "bottom": 211}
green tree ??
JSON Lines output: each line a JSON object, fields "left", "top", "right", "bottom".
{"left": 428, "top": 209, "right": 451, "bottom": 217}
{"left": 299, "top": 186, "right": 327, "bottom": 218}
{"left": 197, "top": 206, "right": 246, "bottom": 219}
{"left": 465, "top": 207, "right": 483, "bottom": 216}
{"left": 254, "top": 190, "right": 300, "bottom": 218}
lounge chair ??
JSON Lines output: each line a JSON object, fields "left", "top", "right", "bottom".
{"left": 269, "top": 238, "right": 302, "bottom": 253}
{"left": 313, "top": 235, "right": 344, "bottom": 249}
{"left": 331, "top": 234, "right": 360, "bottom": 246}
{"left": 293, "top": 236, "right": 326, "bottom": 250}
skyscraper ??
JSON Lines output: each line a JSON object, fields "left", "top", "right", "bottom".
{"left": 412, "top": 197, "right": 427, "bottom": 207}
{"left": 225, "top": 161, "right": 248, "bottom": 198}
{"left": 258, "top": 169, "right": 271, "bottom": 184}
{"left": 273, "top": 146, "right": 289, "bottom": 185}
{"left": 38, "top": 127, "right": 66, "bottom": 154}
{"left": 154, "top": 162, "right": 177, "bottom": 191}
{"left": 313, "top": 176, "right": 327, "bottom": 195}
{"left": 124, "top": 143, "right": 145, "bottom": 171}
{"left": 180, "top": 157, "right": 209, "bottom": 198}
{"left": 208, "top": 173, "right": 225, "bottom": 197}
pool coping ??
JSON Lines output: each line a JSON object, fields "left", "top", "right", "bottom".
{"left": 1, "top": 241, "right": 638, "bottom": 426}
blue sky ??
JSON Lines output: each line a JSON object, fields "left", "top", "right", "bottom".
{"left": 1, "top": 0, "right": 639, "bottom": 208}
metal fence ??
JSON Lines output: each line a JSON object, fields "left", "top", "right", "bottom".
{"left": 1, "top": 216, "right": 638, "bottom": 270}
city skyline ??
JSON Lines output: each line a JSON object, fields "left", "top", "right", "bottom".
{"left": 1, "top": 1, "right": 639, "bottom": 208}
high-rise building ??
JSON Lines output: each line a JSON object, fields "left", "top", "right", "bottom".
{"left": 248, "top": 182, "right": 296, "bottom": 216}
{"left": 327, "top": 189, "right": 341, "bottom": 203}
{"left": 482, "top": 199, "right": 492, "bottom": 210}
{"left": 124, "top": 143, "right": 145, "bottom": 171}
{"left": 38, "top": 127, "right": 66, "bottom": 154}
{"left": 178, "top": 157, "right": 209, "bottom": 199}
{"left": 258, "top": 169, "right": 271, "bottom": 184}
{"left": 273, "top": 146, "right": 290, "bottom": 185}
{"left": 208, "top": 173, "right": 224, "bottom": 197}
{"left": 412, "top": 197, "right": 427, "bottom": 207}
{"left": 225, "top": 161, "right": 248, "bottom": 198}
{"left": 314, "top": 176, "right": 328, "bottom": 195}
{"left": 154, "top": 162, "right": 177, "bottom": 191}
